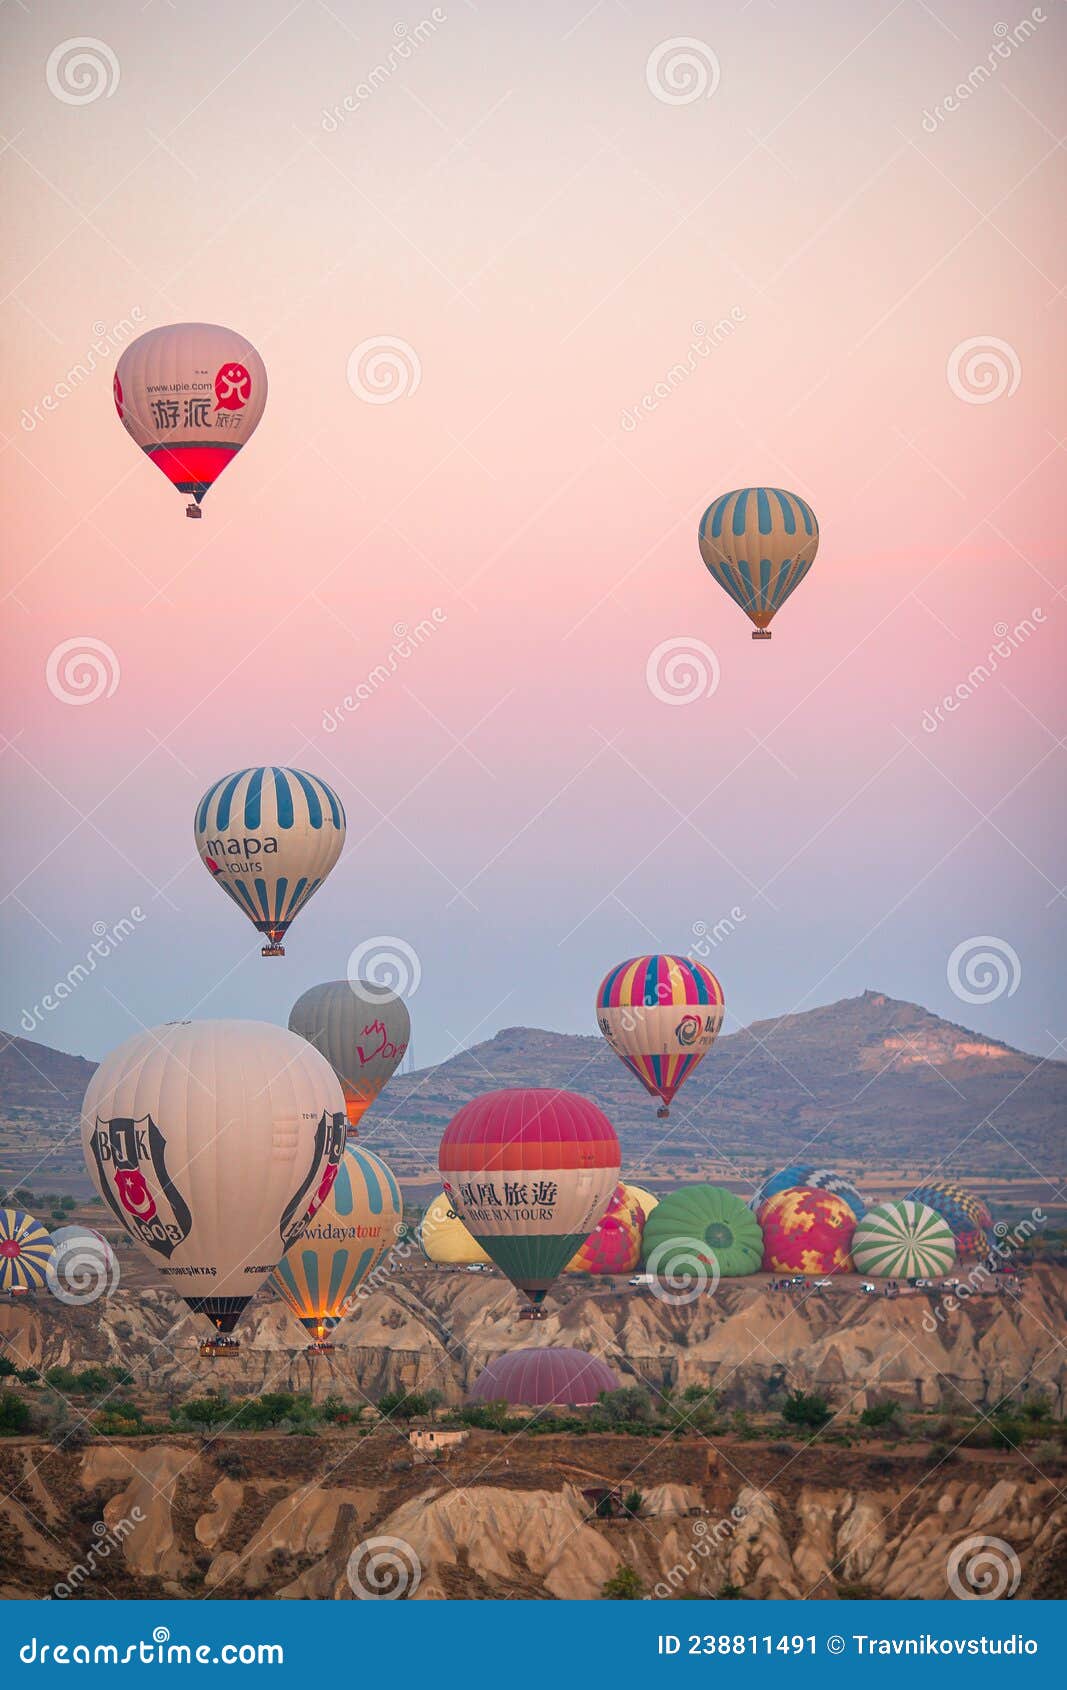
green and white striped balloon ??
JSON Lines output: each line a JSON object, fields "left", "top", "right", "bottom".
{"left": 851, "top": 1200, "right": 955, "bottom": 1279}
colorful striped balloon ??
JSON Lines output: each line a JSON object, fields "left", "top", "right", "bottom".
{"left": 698, "top": 487, "right": 818, "bottom": 638}
{"left": 596, "top": 954, "right": 724, "bottom": 1117}
{"left": 194, "top": 766, "right": 345, "bottom": 955}
{"left": 852, "top": 1200, "right": 955, "bottom": 1280}
{"left": 270, "top": 1145, "right": 402, "bottom": 1339}
{"left": 907, "top": 1182, "right": 992, "bottom": 1259}
{"left": 440, "top": 1089, "right": 621, "bottom": 1308}
{"left": 0, "top": 1209, "right": 54, "bottom": 1293}
{"left": 751, "top": 1165, "right": 866, "bottom": 1222}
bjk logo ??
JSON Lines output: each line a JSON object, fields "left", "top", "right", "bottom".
{"left": 214, "top": 362, "right": 251, "bottom": 411}
{"left": 89, "top": 1116, "right": 193, "bottom": 1258}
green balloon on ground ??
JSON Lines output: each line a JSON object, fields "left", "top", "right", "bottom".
{"left": 641, "top": 1184, "right": 763, "bottom": 1277}
{"left": 851, "top": 1199, "right": 956, "bottom": 1280}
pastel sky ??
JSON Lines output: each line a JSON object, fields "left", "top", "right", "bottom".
{"left": 2, "top": 0, "right": 1063, "bottom": 1070}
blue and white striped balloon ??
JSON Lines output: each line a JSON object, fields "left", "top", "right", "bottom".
{"left": 269, "top": 1145, "right": 403, "bottom": 1338}
{"left": 698, "top": 487, "right": 819, "bottom": 638}
{"left": 194, "top": 765, "right": 345, "bottom": 955}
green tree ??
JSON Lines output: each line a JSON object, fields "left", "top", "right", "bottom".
{"left": 0, "top": 1391, "right": 31, "bottom": 1435}
{"left": 602, "top": 1563, "right": 644, "bottom": 1599}
{"left": 781, "top": 1390, "right": 832, "bottom": 1430}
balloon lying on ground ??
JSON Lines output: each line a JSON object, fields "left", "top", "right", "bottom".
{"left": 751, "top": 1165, "right": 866, "bottom": 1223}
{"left": 624, "top": 1184, "right": 659, "bottom": 1219}
{"left": 80, "top": 1021, "right": 347, "bottom": 1333}
{"left": 596, "top": 954, "right": 724, "bottom": 1118}
{"left": 566, "top": 1183, "right": 643, "bottom": 1275}
{"left": 439, "top": 1088, "right": 621, "bottom": 1308}
{"left": 642, "top": 1184, "right": 763, "bottom": 1279}
{"left": 698, "top": 486, "right": 819, "bottom": 639}
{"left": 0, "top": 1209, "right": 53, "bottom": 1293}
{"left": 851, "top": 1200, "right": 956, "bottom": 1280}
{"left": 289, "top": 979, "right": 409, "bottom": 1132}
{"left": 419, "top": 1194, "right": 491, "bottom": 1265}
{"left": 194, "top": 766, "right": 346, "bottom": 956}
{"left": 114, "top": 323, "right": 266, "bottom": 517}
{"left": 45, "top": 1225, "right": 119, "bottom": 1304}
{"left": 907, "top": 1182, "right": 992, "bottom": 1259}
{"left": 270, "top": 1144, "right": 402, "bottom": 1340}
{"left": 468, "top": 1348, "right": 619, "bottom": 1408}
{"left": 760, "top": 1187, "right": 855, "bottom": 1275}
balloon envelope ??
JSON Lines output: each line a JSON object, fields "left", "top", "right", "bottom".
{"left": 194, "top": 766, "right": 345, "bottom": 955}
{"left": 289, "top": 980, "right": 409, "bottom": 1131}
{"left": 439, "top": 1088, "right": 621, "bottom": 1306}
{"left": 80, "top": 1020, "right": 347, "bottom": 1332}
{"left": 270, "top": 1144, "right": 402, "bottom": 1338}
{"left": 906, "top": 1182, "right": 992, "bottom": 1258}
{"left": 566, "top": 1182, "right": 642, "bottom": 1274}
{"left": 420, "top": 1194, "right": 491, "bottom": 1265}
{"left": 852, "top": 1201, "right": 955, "bottom": 1280}
{"left": 751, "top": 1165, "right": 866, "bottom": 1223}
{"left": 698, "top": 487, "right": 818, "bottom": 635}
{"left": 469, "top": 1347, "right": 618, "bottom": 1408}
{"left": 45, "top": 1225, "right": 118, "bottom": 1302}
{"left": 0, "top": 1209, "right": 53, "bottom": 1293}
{"left": 760, "top": 1187, "right": 855, "bottom": 1275}
{"left": 114, "top": 323, "right": 266, "bottom": 512}
{"left": 642, "top": 1184, "right": 763, "bottom": 1277}
{"left": 596, "top": 954, "right": 724, "bottom": 1114}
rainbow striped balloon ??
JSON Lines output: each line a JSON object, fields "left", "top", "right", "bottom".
{"left": 0, "top": 1209, "right": 54, "bottom": 1293}
{"left": 194, "top": 766, "right": 345, "bottom": 955}
{"left": 698, "top": 487, "right": 818, "bottom": 638}
{"left": 596, "top": 954, "right": 724, "bottom": 1117}
{"left": 270, "top": 1145, "right": 402, "bottom": 1339}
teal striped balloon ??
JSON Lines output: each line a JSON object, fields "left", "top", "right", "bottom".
{"left": 851, "top": 1200, "right": 955, "bottom": 1280}
{"left": 698, "top": 487, "right": 819, "bottom": 637}
{"left": 269, "top": 1145, "right": 402, "bottom": 1337}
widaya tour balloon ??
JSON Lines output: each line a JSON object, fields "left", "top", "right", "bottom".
{"left": 0, "top": 1209, "right": 53, "bottom": 1294}
{"left": 114, "top": 323, "right": 266, "bottom": 517}
{"left": 698, "top": 487, "right": 818, "bottom": 639}
{"left": 439, "top": 1088, "right": 621, "bottom": 1309}
{"left": 80, "top": 1021, "right": 347, "bottom": 1334}
{"left": 270, "top": 1144, "right": 402, "bottom": 1341}
{"left": 596, "top": 954, "right": 724, "bottom": 1118}
{"left": 289, "top": 980, "right": 409, "bottom": 1132}
{"left": 194, "top": 766, "right": 346, "bottom": 956}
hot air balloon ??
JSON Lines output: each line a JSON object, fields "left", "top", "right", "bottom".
{"left": 565, "top": 1182, "right": 643, "bottom": 1275}
{"left": 420, "top": 1194, "right": 491, "bottom": 1266}
{"left": 624, "top": 1183, "right": 659, "bottom": 1219}
{"left": 439, "top": 1088, "right": 621, "bottom": 1312}
{"left": 269, "top": 1144, "right": 402, "bottom": 1344}
{"left": 0, "top": 1210, "right": 53, "bottom": 1294}
{"left": 194, "top": 766, "right": 345, "bottom": 956}
{"left": 80, "top": 1021, "right": 346, "bottom": 1336}
{"left": 596, "top": 955, "right": 724, "bottom": 1118}
{"left": 289, "top": 980, "right": 409, "bottom": 1133}
{"left": 750, "top": 1165, "right": 866, "bottom": 1223}
{"left": 642, "top": 1185, "right": 763, "bottom": 1278}
{"left": 45, "top": 1225, "right": 118, "bottom": 1304}
{"left": 114, "top": 323, "right": 266, "bottom": 517}
{"left": 906, "top": 1182, "right": 992, "bottom": 1259}
{"left": 469, "top": 1348, "right": 618, "bottom": 1408}
{"left": 698, "top": 487, "right": 818, "bottom": 639}
{"left": 851, "top": 1201, "right": 955, "bottom": 1280}
{"left": 760, "top": 1187, "right": 855, "bottom": 1275}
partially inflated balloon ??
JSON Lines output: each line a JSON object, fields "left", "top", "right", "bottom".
{"left": 566, "top": 1182, "right": 643, "bottom": 1274}
{"left": 624, "top": 1184, "right": 659, "bottom": 1219}
{"left": 750, "top": 1165, "right": 866, "bottom": 1223}
{"left": 289, "top": 980, "right": 409, "bottom": 1132}
{"left": 80, "top": 1021, "right": 346, "bottom": 1333}
{"left": 440, "top": 1089, "right": 621, "bottom": 1308}
{"left": 699, "top": 487, "right": 818, "bottom": 638}
{"left": 852, "top": 1201, "right": 955, "bottom": 1280}
{"left": 194, "top": 767, "right": 345, "bottom": 956}
{"left": 642, "top": 1185, "right": 763, "bottom": 1278}
{"left": 420, "top": 1194, "right": 491, "bottom": 1265}
{"left": 906, "top": 1182, "right": 992, "bottom": 1259}
{"left": 270, "top": 1144, "right": 402, "bottom": 1340}
{"left": 760, "top": 1187, "right": 855, "bottom": 1275}
{"left": 0, "top": 1210, "right": 53, "bottom": 1293}
{"left": 596, "top": 955, "right": 724, "bottom": 1117}
{"left": 114, "top": 323, "right": 266, "bottom": 516}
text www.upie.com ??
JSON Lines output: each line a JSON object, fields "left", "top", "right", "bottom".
{"left": 19, "top": 1629, "right": 283, "bottom": 1667}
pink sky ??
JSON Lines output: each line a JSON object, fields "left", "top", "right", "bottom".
{"left": 2, "top": 0, "right": 1063, "bottom": 1071}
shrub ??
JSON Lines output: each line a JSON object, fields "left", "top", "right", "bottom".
{"left": 859, "top": 1399, "right": 903, "bottom": 1430}
{"left": 781, "top": 1390, "right": 832, "bottom": 1430}
{"left": 601, "top": 1563, "right": 643, "bottom": 1600}
{"left": 598, "top": 1387, "right": 656, "bottom": 1425}
{"left": 377, "top": 1391, "right": 433, "bottom": 1422}
{"left": 0, "top": 1357, "right": 17, "bottom": 1379}
{"left": 622, "top": 1488, "right": 644, "bottom": 1518}
{"left": 0, "top": 1391, "right": 32, "bottom": 1434}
